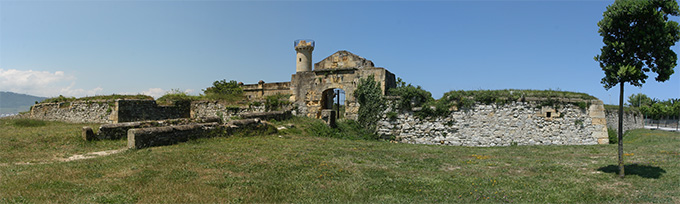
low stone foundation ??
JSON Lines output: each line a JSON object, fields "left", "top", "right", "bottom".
{"left": 83, "top": 117, "right": 222, "bottom": 140}
{"left": 127, "top": 118, "right": 275, "bottom": 149}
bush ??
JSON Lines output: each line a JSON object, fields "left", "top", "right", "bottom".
{"left": 157, "top": 89, "right": 200, "bottom": 105}
{"left": 608, "top": 127, "right": 618, "bottom": 144}
{"left": 354, "top": 75, "right": 386, "bottom": 132}
{"left": 388, "top": 84, "right": 433, "bottom": 111}
{"left": 265, "top": 94, "right": 291, "bottom": 111}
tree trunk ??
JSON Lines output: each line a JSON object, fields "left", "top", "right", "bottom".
{"left": 618, "top": 82, "right": 625, "bottom": 178}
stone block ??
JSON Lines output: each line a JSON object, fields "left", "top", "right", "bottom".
{"left": 82, "top": 126, "right": 95, "bottom": 141}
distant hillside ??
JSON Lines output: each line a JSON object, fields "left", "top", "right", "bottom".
{"left": 0, "top": 91, "right": 47, "bottom": 114}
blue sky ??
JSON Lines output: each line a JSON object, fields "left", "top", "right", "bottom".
{"left": 1, "top": 0, "right": 678, "bottom": 104}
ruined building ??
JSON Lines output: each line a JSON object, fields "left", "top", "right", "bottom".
{"left": 240, "top": 40, "right": 396, "bottom": 120}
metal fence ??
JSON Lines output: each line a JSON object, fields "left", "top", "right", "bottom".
{"left": 644, "top": 119, "right": 680, "bottom": 130}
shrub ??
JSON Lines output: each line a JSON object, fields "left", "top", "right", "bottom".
{"left": 40, "top": 95, "right": 76, "bottom": 103}
{"left": 388, "top": 84, "right": 433, "bottom": 111}
{"left": 354, "top": 75, "right": 386, "bottom": 132}
{"left": 386, "top": 111, "right": 398, "bottom": 121}
{"left": 265, "top": 94, "right": 291, "bottom": 111}
{"left": 608, "top": 127, "right": 618, "bottom": 144}
{"left": 157, "top": 89, "right": 200, "bottom": 105}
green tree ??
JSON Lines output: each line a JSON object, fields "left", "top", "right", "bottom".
{"left": 354, "top": 75, "right": 385, "bottom": 132}
{"left": 202, "top": 79, "right": 244, "bottom": 102}
{"left": 203, "top": 80, "right": 243, "bottom": 96}
{"left": 595, "top": 0, "right": 680, "bottom": 178}
{"left": 627, "top": 93, "right": 653, "bottom": 107}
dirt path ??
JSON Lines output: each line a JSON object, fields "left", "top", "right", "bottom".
{"left": 0, "top": 149, "right": 126, "bottom": 166}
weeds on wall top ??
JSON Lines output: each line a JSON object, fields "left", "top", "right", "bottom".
{"left": 40, "top": 94, "right": 154, "bottom": 104}
{"left": 157, "top": 80, "right": 247, "bottom": 106}
{"left": 386, "top": 78, "right": 598, "bottom": 119}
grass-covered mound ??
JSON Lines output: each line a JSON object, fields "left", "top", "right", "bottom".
{"left": 1, "top": 117, "right": 678, "bottom": 203}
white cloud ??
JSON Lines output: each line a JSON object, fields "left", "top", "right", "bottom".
{"left": 142, "top": 88, "right": 166, "bottom": 99}
{"left": 119, "top": 88, "right": 175, "bottom": 99}
{"left": 0, "top": 68, "right": 103, "bottom": 97}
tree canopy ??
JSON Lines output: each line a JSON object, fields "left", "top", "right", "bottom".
{"left": 595, "top": 0, "right": 680, "bottom": 178}
{"left": 595, "top": 0, "right": 680, "bottom": 89}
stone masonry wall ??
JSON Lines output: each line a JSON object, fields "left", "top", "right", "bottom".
{"left": 30, "top": 99, "right": 190, "bottom": 123}
{"left": 112, "top": 99, "right": 190, "bottom": 123}
{"left": 604, "top": 109, "right": 643, "bottom": 133}
{"left": 30, "top": 101, "right": 114, "bottom": 123}
{"left": 190, "top": 101, "right": 246, "bottom": 123}
{"left": 377, "top": 100, "right": 609, "bottom": 146}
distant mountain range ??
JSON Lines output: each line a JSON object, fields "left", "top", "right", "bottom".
{"left": 0, "top": 91, "right": 47, "bottom": 115}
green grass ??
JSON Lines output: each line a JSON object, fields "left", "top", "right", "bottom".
{"left": 0, "top": 119, "right": 125, "bottom": 164}
{"left": 1, "top": 117, "right": 679, "bottom": 203}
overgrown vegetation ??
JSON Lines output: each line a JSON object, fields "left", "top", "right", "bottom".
{"left": 40, "top": 94, "right": 153, "bottom": 103}
{"left": 264, "top": 94, "right": 291, "bottom": 111}
{"left": 157, "top": 80, "right": 247, "bottom": 105}
{"left": 1, "top": 117, "right": 678, "bottom": 203}
{"left": 201, "top": 79, "right": 245, "bottom": 102}
{"left": 438, "top": 89, "right": 595, "bottom": 107}
{"left": 608, "top": 127, "right": 618, "bottom": 144}
{"left": 387, "top": 78, "right": 450, "bottom": 118}
{"left": 387, "top": 78, "right": 596, "bottom": 119}
{"left": 354, "top": 75, "right": 385, "bottom": 132}
{"left": 156, "top": 89, "right": 201, "bottom": 105}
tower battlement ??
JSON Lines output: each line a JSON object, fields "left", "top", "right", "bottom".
{"left": 295, "top": 39, "right": 315, "bottom": 72}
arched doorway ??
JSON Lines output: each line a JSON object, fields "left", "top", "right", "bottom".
{"left": 320, "top": 88, "right": 346, "bottom": 119}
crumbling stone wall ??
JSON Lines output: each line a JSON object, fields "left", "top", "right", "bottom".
{"left": 377, "top": 99, "right": 609, "bottom": 146}
{"left": 241, "top": 81, "right": 292, "bottom": 101}
{"left": 30, "top": 101, "right": 114, "bottom": 123}
{"left": 190, "top": 101, "right": 245, "bottom": 123}
{"left": 111, "top": 99, "right": 190, "bottom": 123}
{"left": 29, "top": 99, "right": 190, "bottom": 123}
{"left": 127, "top": 118, "right": 275, "bottom": 149}
{"left": 604, "top": 108, "right": 644, "bottom": 133}
{"left": 84, "top": 117, "right": 222, "bottom": 140}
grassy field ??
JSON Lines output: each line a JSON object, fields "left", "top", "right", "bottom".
{"left": 0, "top": 118, "right": 678, "bottom": 203}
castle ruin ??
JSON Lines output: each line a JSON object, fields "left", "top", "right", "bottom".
{"left": 25, "top": 39, "right": 635, "bottom": 147}
{"left": 240, "top": 40, "right": 395, "bottom": 120}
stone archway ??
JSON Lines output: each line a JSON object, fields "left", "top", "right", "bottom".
{"left": 319, "top": 88, "right": 346, "bottom": 119}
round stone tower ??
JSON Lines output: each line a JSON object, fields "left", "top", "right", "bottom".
{"left": 294, "top": 39, "right": 314, "bottom": 72}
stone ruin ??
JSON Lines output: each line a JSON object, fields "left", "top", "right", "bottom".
{"left": 25, "top": 39, "right": 646, "bottom": 148}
